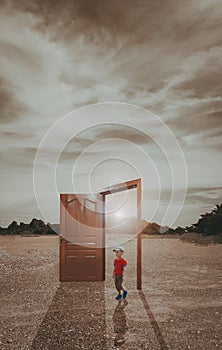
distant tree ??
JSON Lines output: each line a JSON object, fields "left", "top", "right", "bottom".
{"left": 7, "top": 221, "right": 20, "bottom": 234}
{"left": 174, "top": 226, "right": 185, "bottom": 234}
{"left": 33, "top": 228, "right": 42, "bottom": 234}
{"left": 8, "top": 221, "right": 18, "bottom": 229}
{"left": 173, "top": 204, "right": 222, "bottom": 236}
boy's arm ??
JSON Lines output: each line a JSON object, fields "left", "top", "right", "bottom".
{"left": 122, "top": 265, "right": 127, "bottom": 282}
{"left": 123, "top": 265, "right": 127, "bottom": 273}
{"left": 123, "top": 259, "right": 127, "bottom": 272}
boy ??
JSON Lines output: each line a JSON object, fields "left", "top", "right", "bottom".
{"left": 112, "top": 245, "right": 128, "bottom": 300}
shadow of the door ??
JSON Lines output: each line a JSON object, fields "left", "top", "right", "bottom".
{"left": 31, "top": 282, "right": 106, "bottom": 349}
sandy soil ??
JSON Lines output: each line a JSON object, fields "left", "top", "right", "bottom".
{"left": 0, "top": 235, "right": 221, "bottom": 349}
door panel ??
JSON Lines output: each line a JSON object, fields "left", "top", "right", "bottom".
{"left": 60, "top": 193, "right": 105, "bottom": 282}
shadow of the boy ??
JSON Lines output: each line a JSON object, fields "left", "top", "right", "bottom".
{"left": 112, "top": 299, "right": 128, "bottom": 348}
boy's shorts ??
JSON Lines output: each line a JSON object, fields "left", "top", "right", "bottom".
{"left": 115, "top": 273, "right": 123, "bottom": 291}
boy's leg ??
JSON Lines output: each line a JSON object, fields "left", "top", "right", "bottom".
{"left": 115, "top": 275, "right": 123, "bottom": 294}
{"left": 120, "top": 274, "right": 126, "bottom": 291}
{"left": 114, "top": 275, "right": 123, "bottom": 299}
{"left": 115, "top": 275, "right": 120, "bottom": 293}
{"left": 121, "top": 274, "right": 128, "bottom": 299}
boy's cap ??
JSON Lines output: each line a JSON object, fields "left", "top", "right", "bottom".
{"left": 113, "top": 245, "right": 125, "bottom": 252}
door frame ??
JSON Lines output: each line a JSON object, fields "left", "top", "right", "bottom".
{"left": 99, "top": 178, "right": 142, "bottom": 289}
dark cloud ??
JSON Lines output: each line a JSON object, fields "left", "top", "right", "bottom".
{"left": 0, "top": 78, "right": 29, "bottom": 123}
{"left": 95, "top": 127, "right": 151, "bottom": 145}
{"left": 166, "top": 100, "right": 222, "bottom": 149}
{"left": 185, "top": 187, "right": 222, "bottom": 209}
{"left": 176, "top": 67, "right": 221, "bottom": 100}
{"left": 0, "top": 144, "right": 99, "bottom": 172}
{"left": 47, "top": 124, "right": 156, "bottom": 166}
{"left": 145, "top": 186, "right": 222, "bottom": 203}
{"left": 6, "top": 0, "right": 173, "bottom": 38}
{"left": 71, "top": 124, "right": 152, "bottom": 145}
{"left": 0, "top": 39, "right": 42, "bottom": 71}
{"left": 0, "top": 130, "right": 34, "bottom": 139}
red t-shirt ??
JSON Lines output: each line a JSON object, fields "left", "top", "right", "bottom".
{"left": 114, "top": 257, "right": 128, "bottom": 275}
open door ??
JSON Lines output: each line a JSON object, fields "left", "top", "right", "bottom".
{"left": 60, "top": 193, "right": 105, "bottom": 281}
{"left": 60, "top": 178, "right": 142, "bottom": 288}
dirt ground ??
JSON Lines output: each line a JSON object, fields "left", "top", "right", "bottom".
{"left": 0, "top": 234, "right": 221, "bottom": 349}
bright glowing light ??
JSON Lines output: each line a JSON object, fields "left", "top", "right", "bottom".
{"left": 115, "top": 210, "right": 125, "bottom": 217}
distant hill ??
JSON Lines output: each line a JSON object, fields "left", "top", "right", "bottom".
{"left": 0, "top": 219, "right": 59, "bottom": 235}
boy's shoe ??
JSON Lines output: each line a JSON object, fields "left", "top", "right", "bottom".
{"left": 115, "top": 294, "right": 122, "bottom": 300}
{"left": 123, "top": 290, "right": 128, "bottom": 299}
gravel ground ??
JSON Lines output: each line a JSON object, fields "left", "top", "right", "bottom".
{"left": 0, "top": 235, "right": 221, "bottom": 349}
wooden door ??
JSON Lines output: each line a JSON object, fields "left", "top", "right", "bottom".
{"left": 60, "top": 193, "right": 105, "bottom": 282}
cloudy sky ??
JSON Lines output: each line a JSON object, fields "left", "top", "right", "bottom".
{"left": 0, "top": 0, "right": 222, "bottom": 228}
